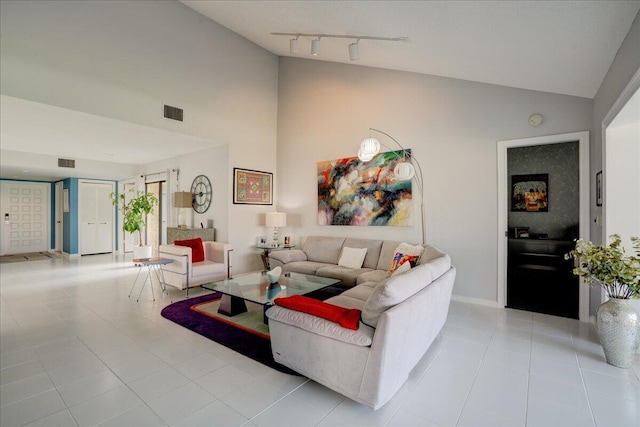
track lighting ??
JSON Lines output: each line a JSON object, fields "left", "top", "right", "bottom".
{"left": 290, "top": 36, "right": 299, "bottom": 54}
{"left": 272, "top": 32, "right": 407, "bottom": 61}
{"left": 311, "top": 38, "right": 320, "bottom": 56}
{"left": 349, "top": 39, "right": 359, "bottom": 61}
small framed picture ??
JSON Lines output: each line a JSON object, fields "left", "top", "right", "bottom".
{"left": 259, "top": 236, "right": 267, "bottom": 245}
{"left": 515, "top": 227, "right": 530, "bottom": 238}
{"left": 596, "top": 171, "right": 603, "bottom": 207}
{"left": 284, "top": 236, "right": 290, "bottom": 245}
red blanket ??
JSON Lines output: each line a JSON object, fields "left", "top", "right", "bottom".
{"left": 274, "top": 295, "right": 361, "bottom": 330}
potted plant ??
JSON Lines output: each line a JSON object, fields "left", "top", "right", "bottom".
{"left": 110, "top": 190, "right": 159, "bottom": 259}
{"left": 565, "top": 234, "right": 640, "bottom": 368}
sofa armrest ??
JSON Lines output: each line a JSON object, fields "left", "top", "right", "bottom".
{"left": 159, "top": 244, "right": 191, "bottom": 275}
{"left": 266, "top": 305, "right": 374, "bottom": 346}
{"left": 269, "top": 249, "right": 307, "bottom": 265}
{"left": 203, "top": 241, "right": 233, "bottom": 278}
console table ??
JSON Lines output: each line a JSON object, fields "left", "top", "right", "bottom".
{"left": 167, "top": 227, "right": 215, "bottom": 243}
{"left": 507, "top": 238, "right": 578, "bottom": 319}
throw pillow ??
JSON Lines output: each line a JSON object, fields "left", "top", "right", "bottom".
{"left": 388, "top": 242, "right": 425, "bottom": 273}
{"left": 392, "top": 260, "right": 412, "bottom": 275}
{"left": 338, "top": 247, "right": 368, "bottom": 269}
{"left": 174, "top": 237, "right": 205, "bottom": 263}
{"left": 389, "top": 252, "right": 419, "bottom": 274}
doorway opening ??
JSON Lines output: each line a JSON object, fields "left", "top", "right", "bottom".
{"left": 497, "top": 131, "right": 590, "bottom": 322}
{"left": 145, "top": 181, "right": 167, "bottom": 257}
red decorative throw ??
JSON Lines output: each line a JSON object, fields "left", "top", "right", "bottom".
{"left": 274, "top": 295, "right": 361, "bottom": 330}
{"left": 174, "top": 237, "right": 205, "bottom": 263}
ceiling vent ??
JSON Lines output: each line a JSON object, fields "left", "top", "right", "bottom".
{"left": 163, "top": 104, "right": 183, "bottom": 122}
{"left": 58, "top": 158, "right": 75, "bottom": 168}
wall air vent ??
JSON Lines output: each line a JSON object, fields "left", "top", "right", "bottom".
{"left": 58, "top": 158, "right": 75, "bottom": 168}
{"left": 163, "top": 104, "right": 183, "bottom": 122}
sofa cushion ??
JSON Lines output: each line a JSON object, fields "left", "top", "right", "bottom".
{"left": 343, "top": 238, "right": 383, "bottom": 269}
{"left": 269, "top": 249, "right": 307, "bottom": 265}
{"left": 375, "top": 240, "right": 404, "bottom": 270}
{"left": 266, "top": 305, "right": 374, "bottom": 346}
{"left": 282, "top": 261, "right": 334, "bottom": 276}
{"left": 338, "top": 247, "right": 368, "bottom": 269}
{"left": 192, "top": 260, "right": 226, "bottom": 278}
{"left": 361, "top": 263, "right": 435, "bottom": 328}
{"left": 303, "top": 236, "right": 345, "bottom": 264}
{"left": 316, "top": 265, "right": 373, "bottom": 287}
{"left": 356, "top": 269, "right": 390, "bottom": 285}
{"left": 174, "top": 238, "right": 205, "bottom": 262}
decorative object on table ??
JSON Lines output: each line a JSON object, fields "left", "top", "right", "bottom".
{"left": 267, "top": 266, "right": 282, "bottom": 284}
{"left": 233, "top": 168, "right": 273, "bottom": 205}
{"left": 266, "top": 212, "right": 286, "bottom": 246}
{"left": 110, "top": 189, "right": 158, "bottom": 259}
{"left": 174, "top": 191, "right": 193, "bottom": 228}
{"left": 284, "top": 236, "right": 290, "bottom": 245}
{"left": 566, "top": 234, "right": 640, "bottom": 368}
{"left": 191, "top": 174, "right": 212, "bottom": 214}
{"left": 511, "top": 174, "right": 548, "bottom": 212}
{"left": 515, "top": 227, "right": 530, "bottom": 238}
{"left": 259, "top": 236, "right": 267, "bottom": 245}
{"left": 596, "top": 170, "right": 603, "bottom": 207}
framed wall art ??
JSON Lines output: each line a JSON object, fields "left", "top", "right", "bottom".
{"left": 233, "top": 168, "right": 273, "bottom": 205}
{"left": 596, "top": 170, "right": 603, "bottom": 207}
{"left": 317, "top": 150, "right": 413, "bottom": 226}
{"left": 511, "top": 173, "right": 548, "bottom": 212}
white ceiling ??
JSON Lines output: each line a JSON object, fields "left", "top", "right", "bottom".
{"left": 182, "top": 0, "right": 640, "bottom": 99}
{"left": 1, "top": 1, "right": 638, "bottom": 182}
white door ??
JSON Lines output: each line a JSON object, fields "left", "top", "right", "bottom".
{"left": 80, "top": 181, "right": 114, "bottom": 255}
{"left": 0, "top": 181, "right": 49, "bottom": 255}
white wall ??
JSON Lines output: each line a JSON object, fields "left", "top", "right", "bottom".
{"left": 0, "top": 0, "right": 279, "bottom": 273}
{"left": 276, "top": 58, "right": 593, "bottom": 304}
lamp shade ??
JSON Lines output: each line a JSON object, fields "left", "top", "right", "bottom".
{"left": 266, "top": 212, "right": 286, "bottom": 227}
{"left": 394, "top": 162, "right": 416, "bottom": 181}
{"left": 359, "top": 137, "right": 381, "bottom": 160}
{"left": 174, "top": 191, "right": 193, "bottom": 208}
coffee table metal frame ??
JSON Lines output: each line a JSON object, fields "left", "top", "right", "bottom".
{"left": 202, "top": 271, "right": 339, "bottom": 322}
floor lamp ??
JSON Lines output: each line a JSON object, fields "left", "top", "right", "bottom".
{"left": 357, "top": 128, "right": 426, "bottom": 245}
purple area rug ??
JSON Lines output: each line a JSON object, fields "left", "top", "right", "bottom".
{"left": 160, "top": 292, "right": 299, "bottom": 375}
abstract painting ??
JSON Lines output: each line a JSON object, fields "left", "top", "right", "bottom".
{"left": 511, "top": 173, "right": 548, "bottom": 212}
{"left": 233, "top": 168, "right": 273, "bottom": 205}
{"left": 317, "top": 150, "right": 413, "bottom": 226}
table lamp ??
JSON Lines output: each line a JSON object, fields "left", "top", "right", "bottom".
{"left": 174, "top": 191, "right": 193, "bottom": 228}
{"left": 265, "top": 212, "right": 286, "bottom": 247}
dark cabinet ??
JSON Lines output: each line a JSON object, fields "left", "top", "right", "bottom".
{"left": 507, "top": 238, "right": 578, "bottom": 319}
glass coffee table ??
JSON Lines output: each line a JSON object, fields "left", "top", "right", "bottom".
{"left": 202, "top": 271, "right": 340, "bottom": 323}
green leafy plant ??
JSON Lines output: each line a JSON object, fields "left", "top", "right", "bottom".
{"left": 565, "top": 234, "right": 640, "bottom": 299}
{"left": 109, "top": 190, "right": 158, "bottom": 245}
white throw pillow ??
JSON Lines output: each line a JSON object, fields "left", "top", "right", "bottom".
{"left": 395, "top": 242, "right": 425, "bottom": 257}
{"left": 338, "top": 247, "right": 368, "bottom": 269}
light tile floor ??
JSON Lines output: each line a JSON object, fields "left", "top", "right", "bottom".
{"left": 1, "top": 253, "right": 639, "bottom": 426}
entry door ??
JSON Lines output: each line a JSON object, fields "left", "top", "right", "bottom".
{"left": 0, "top": 181, "right": 49, "bottom": 255}
{"left": 80, "top": 181, "right": 114, "bottom": 255}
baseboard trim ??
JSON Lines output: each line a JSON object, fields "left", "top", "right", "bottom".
{"left": 62, "top": 252, "right": 80, "bottom": 259}
{"left": 451, "top": 295, "right": 499, "bottom": 308}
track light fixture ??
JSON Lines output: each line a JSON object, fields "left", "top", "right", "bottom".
{"left": 349, "top": 39, "right": 359, "bottom": 61}
{"left": 272, "top": 32, "right": 408, "bottom": 61}
{"left": 311, "top": 38, "right": 320, "bottom": 56}
{"left": 289, "top": 36, "right": 299, "bottom": 54}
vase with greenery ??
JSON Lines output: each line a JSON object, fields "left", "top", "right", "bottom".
{"left": 565, "top": 234, "right": 640, "bottom": 368}
{"left": 110, "top": 190, "right": 158, "bottom": 257}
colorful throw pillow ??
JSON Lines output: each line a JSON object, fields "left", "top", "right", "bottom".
{"left": 174, "top": 237, "right": 205, "bottom": 263}
{"left": 389, "top": 252, "right": 419, "bottom": 274}
{"left": 338, "top": 247, "right": 368, "bottom": 269}
{"left": 275, "top": 295, "right": 361, "bottom": 330}
{"left": 392, "top": 260, "right": 412, "bottom": 275}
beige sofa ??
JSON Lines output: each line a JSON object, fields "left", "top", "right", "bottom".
{"left": 266, "top": 236, "right": 455, "bottom": 410}
{"left": 159, "top": 241, "right": 232, "bottom": 293}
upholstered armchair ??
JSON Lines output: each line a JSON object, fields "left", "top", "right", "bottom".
{"left": 159, "top": 240, "right": 232, "bottom": 295}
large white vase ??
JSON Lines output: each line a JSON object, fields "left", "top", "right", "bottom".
{"left": 133, "top": 245, "right": 152, "bottom": 260}
{"left": 596, "top": 297, "right": 640, "bottom": 368}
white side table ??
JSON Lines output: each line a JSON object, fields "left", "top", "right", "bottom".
{"left": 130, "top": 257, "right": 174, "bottom": 301}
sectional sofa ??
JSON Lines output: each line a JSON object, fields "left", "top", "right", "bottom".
{"left": 266, "top": 236, "right": 456, "bottom": 409}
